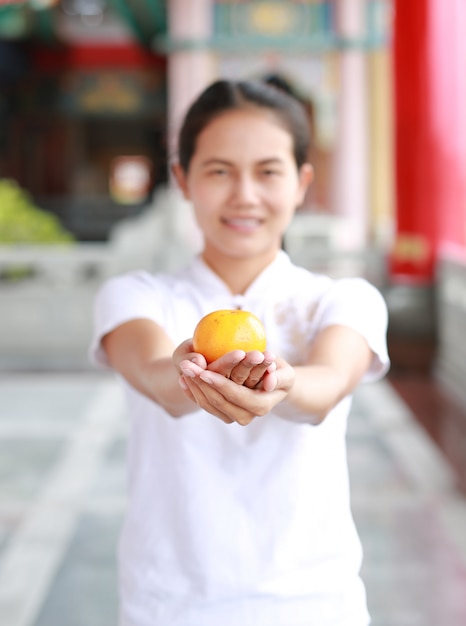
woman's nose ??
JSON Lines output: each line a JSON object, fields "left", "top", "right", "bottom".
{"left": 232, "top": 174, "right": 259, "bottom": 204}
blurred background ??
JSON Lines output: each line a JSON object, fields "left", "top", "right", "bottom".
{"left": 1, "top": 1, "right": 466, "bottom": 625}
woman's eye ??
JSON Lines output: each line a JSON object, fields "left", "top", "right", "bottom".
{"left": 262, "top": 169, "right": 281, "bottom": 177}
{"left": 209, "top": 169, "right": 228, "bottom": 176}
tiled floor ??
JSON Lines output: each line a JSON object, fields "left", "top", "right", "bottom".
{"left": 1, "top": 372, "right": 466, "bottom": 626}
{"left": 390, "top": 372, "right": 466, "bottom": 496}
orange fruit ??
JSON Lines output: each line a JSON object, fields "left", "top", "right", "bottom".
{"left": 193, "top": 309, "right": 267, "bottom": 364}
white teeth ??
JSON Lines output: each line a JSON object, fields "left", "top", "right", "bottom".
{"left": 226, "top": 218, "right": 260, "bottom": 226}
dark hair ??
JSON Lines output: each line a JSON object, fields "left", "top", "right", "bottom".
{"left": 262, "top": 73, "right": 297, "bottom": 98}
{"left": 177, "top": 79, "right": 310, "bottom": 172}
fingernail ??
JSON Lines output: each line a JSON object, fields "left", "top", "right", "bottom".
{"left": 179, "top": 377, "right": 188, "bottom": 390}
{"left": 181, "top": 368, "right": 195, "bottom": 378}
{"left": 250, "top": 358, "right": 264, "bottom": 366}
{"left": 199, "top": 372, "right": 214, "bottom": 385}
{"left": 231, "top": 351, "right": 246, "bottom": 364}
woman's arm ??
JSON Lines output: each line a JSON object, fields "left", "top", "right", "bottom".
{"left": 284, "top": 324, "right": 373, "bottom": 423}
{"left": 102, "top": 319, "right": 373, "bottom": 426}
{"left": 178, "top": 324, "right": 373, "bottom": 426}
{"left": 101, "top": 319, "right": 200, "bottom": 417}
{"left": 100, "top": 318, "right": 280, "bottom": 421}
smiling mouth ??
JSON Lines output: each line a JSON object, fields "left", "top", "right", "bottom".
{"left": 222, "top": 217, "right": 263, "bottom": 231}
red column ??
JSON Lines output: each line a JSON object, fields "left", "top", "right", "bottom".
{"left": 390, "top": 0, "right": 466, "bottom": 283}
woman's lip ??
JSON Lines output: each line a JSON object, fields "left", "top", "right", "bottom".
{"left": 222, "top": 217, "right": 263, "bottom": 231}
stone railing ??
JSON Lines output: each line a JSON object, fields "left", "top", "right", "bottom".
{"left": 1, "top": 193, "right": 388, "bottom": 371}
{"left": 0, "top": 187, "right": 201, "bottom": 370}
{"left": 284, "top": 212, "right": 388, "bottom": 286}
{"left": 435, "top": 243, "right": 466, "bottom": 407}
{"left": 0, "top": 250, "right": 109, "bottom": 370}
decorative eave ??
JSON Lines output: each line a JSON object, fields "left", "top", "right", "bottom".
{"left": 152, "top": 33, "right": 389, "bottom": 55}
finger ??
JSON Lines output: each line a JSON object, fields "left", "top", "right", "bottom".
{"left": 181, "top": 371, "right": 255, "bottom": 426}
{"left": 243, "top": 358, "right": 277, "bottom": 389}
{"left": 261, "top": 370, "right": 278, "bottom": 392}
{"left": 178, "top": 376, "right": 196, "bottom": 402}
{"left": 198, "top": 371, "right": 264, "bottom": 423}
{"left": 190, "top": 353, "right": 208, "bottom": 368}
{"left": 172, "top": 339, "right": 194, "bottom": 364}
{"left": 229, "top": 350, "right": 265, "bottom": 385}
{"left": 245, "top": 359, "right": 277, "bottom": 388}
{"left": 207, "top": 350, "right": 246, "bottom": 378}
{"left": 187, "top": 385, "right": 235, "bottom": 424}
{"left": 197, "top": 377, "right": 256, "bottom": 425}
{"left": 234, "top": 351, "right": 275, "bottom": 388}
{"left": 263, "top": 350, "right": 276, "bottom": 364}
{"left": 179, "top": 359, "right": 206, "bottom": 378}
{"left": 243, "top": 367, "right": 267, "bottom": 388}
{"left": 182, "top": 375, "right": 235, "bottom": 424}
{"left": 174, "top": 342, "right": 208, "bottom": 372}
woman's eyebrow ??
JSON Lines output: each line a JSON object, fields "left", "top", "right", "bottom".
{"left": 258, "top": 158, "right": 285, "bottom": 165}
{"left": 200, "top": 157, "right": 285, "bottom": 168}
{"left": 201, "top": 158, "right": 232, "bottom": 167}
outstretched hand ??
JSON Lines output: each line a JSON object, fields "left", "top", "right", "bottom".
{"left": 173, "top": 340, "right": 294, "bottom": 425}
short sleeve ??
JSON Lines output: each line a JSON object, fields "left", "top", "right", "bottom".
{"left": 317, "top": 278, "right": 390, "bottom": 382}
{"left": 89, "top": 271, "right": 162, "bottom": 368}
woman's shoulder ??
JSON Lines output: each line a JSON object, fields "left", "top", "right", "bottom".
{"left": 286, "top": 256, "right": 383, "bottom": 297}
{"left": 322, "top": 275, "right": 386, "bottom": 304}
{"left": 281, "top": 258, "right": 386, "bottom": 316}
{"left": 280, "top": 255, "right": 334, "bottom": 295}
{"left": 99, "top": 267, "right": 183, "bottom": 294}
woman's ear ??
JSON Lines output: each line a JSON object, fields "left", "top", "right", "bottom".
{"left": 296, "top": 163, "right": 314, "bottom": 205}
{"left": 171, "top": 163, "right": 190, "bottom": 200}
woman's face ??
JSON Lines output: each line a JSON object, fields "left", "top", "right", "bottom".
{"left": 173, "top": 108, "right": 313, "bottom": 268}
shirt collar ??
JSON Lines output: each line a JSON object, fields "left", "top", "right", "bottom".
{"left": 188, "top": 250, "right": 292, "bottom": 298}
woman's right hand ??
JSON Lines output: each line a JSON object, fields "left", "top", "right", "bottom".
{"left": 174, "top": 349, "right": 293, "bottom": 425}
{"left": 174, "top": 340, "right": 282, "bottom": 422}
{"left": 174, "top": 340, "right": 276, "bottom": 389}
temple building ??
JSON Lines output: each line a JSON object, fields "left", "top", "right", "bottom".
{"left": 0, "top": 0, "right": 393, "bottom": 245}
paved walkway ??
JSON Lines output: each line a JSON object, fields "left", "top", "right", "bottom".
{"left": 1, "top": 372, "right": 466, "bottom": 626}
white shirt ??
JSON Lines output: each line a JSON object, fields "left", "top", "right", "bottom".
{"left": 90, "top": 251, "right": 389, "bottom": 626}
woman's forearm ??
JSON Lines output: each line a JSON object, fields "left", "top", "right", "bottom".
{"left": 284, "top": 364, "right": 349, "bottom": 424}
{"left": 101, "top": 320, "right": 199, "bottom": 418}
{"left": 282, "top": 325, "right": 374, "bottom": 424}
{"left": 124, "top": 356, "right": 199, "bottom": 417}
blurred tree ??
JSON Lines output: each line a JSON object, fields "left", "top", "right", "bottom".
{"left": 0, "top": 179, "right": 75, "bottom": 243}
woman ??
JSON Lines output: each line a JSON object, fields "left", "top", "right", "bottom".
{"left": 90, "top": 79, "right": 389, "bottom": 626}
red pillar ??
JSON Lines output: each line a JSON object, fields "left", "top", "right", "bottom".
{"left": 390, "top": 0, "right": 466, "bottom": 283}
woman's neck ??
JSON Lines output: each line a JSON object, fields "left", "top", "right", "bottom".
{"left": 201, "top": 250, "right": 279, "bottom": 295}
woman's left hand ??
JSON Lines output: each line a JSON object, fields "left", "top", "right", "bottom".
{"left": 178, "top": 351, "right": 295, "bottom": 426}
